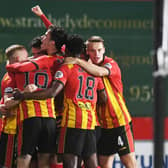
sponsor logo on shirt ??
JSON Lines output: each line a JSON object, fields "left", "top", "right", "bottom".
{"left": 104, "top": 63, "right": 112, "bottom": 69}
{"left": 4, "top": 87, "right": 13, "bottom": 93}
{"left": 55, "top": 71, "right": 63, "bottom": 78}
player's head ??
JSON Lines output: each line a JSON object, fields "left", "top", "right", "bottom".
{"left": 85, "top": 36, "right": 105, "bottom": 65}
{"left": 41, "top": 25, "right": 67, "bottom": 53}
{"left": 65, "top": 34, "right": 85, "bottom": 58}
{"left": 29, "top": 36, "right": 46, "bottom": 57}
{"left": 5, "top": 44, "right": 28, "bottom": 64}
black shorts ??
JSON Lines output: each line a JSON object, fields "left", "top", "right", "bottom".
{"left": 0, "top": 132, "right": 16, "bottom": 168}
{"left": 57, "top": 127, "right": 96, "bottom": 158}
{"left": 17, "top": 117, "right": 57, "bottom": 156}
{"left": 95, "top": 126, "right": 102, "bottom": 145}
{"left": 98, "top": 122, "right": 135, "bottom": 156}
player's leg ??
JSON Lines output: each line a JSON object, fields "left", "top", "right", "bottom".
{"left": 82, "top": 130, "right": 98, "bottom": 168}
{"left": 63, "top": 153, "right": 78, "bottom": 168}
{"left": 37, "top": 153, "right": 50, "bottom": 168}
{"left": 17, "top": 118, "right": 41, "bottom": 168}
{"left": 57, "top": 127, "right": 85, "bottom": 168}
{"left": 17, "top": 154, "right": 32, "bottom": 168}
{"left": 98, "top": 155, "right": 115, "bottom": 168}
{"left": 30, "top": 148, "right": 38, "bottom": 168}
{"left": 120, "top": 152, "right": 137, "bottom": 168}
{"left": 0, "top": 133, "right": 16, "bottom": 168}
{"left": 118, "top": 122, "right": 137, "bottom": 168}
{"left": 97, "top": 128, "right": 116, "bottom": 168}
{"left": 38, "top": 117, "right": 57, "bottom": 168}
{"left": 50, "top": 154, "right": 63, "bottom": 168}
{"left": 83, "top": 153, "right": 98, "bottom": 168}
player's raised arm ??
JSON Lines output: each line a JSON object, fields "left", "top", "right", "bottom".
{"left": 31, "top": 5, "right": 52, "bottom": 29}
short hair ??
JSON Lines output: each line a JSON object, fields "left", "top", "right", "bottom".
{"left": 66, "top": 34, "right": 85, "bottom": 56}
{"left": 29, "top": 36, "right": 42, "bottom": 49}
{"left": 48, "top": 25, "right": 67, "bottom": 52}
{"left": 85, "top": 36, "right": 104, "bottom": 46}
{"left": 5, "top": 44, "right": 26, "bottom": 59}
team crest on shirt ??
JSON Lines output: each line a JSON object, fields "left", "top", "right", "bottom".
{"left": 4, "top": 87, "right": 13, "bottom": 93}
{"left": 104, "top": 63, "right": 112, "bottom": 69}
{"left": 55, "top": 71, "right": 63, "bottom": 78}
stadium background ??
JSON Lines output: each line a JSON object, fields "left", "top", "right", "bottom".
{"left": 0, "top": 0, "right": 153, "bottom": 117}
{"left": 1, "top": 0, "right": 167, "bottom": 167}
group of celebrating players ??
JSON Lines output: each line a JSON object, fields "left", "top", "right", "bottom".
{"left": 0, "top": 5, "right": 137, "bottom": 168}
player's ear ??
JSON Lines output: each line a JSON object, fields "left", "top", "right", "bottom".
{"left": 86, "top": 49, "right": 89, "bottom": 55}
{"left": 51, "top": 40, "right": 55, "bottom": 46}
{"left": 103, "top": 47, "right": 105, "bottom": 54}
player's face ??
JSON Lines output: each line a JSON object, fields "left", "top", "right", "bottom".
{"left": 31, "top": 47, "right": 44, "bottom": 58}
{"left": 41, "top": 30, "right": 52, "bottom": 51}
{"left": 10, "top": 49, "right": 28, "bottom": 64}
{"left": 86, "top": 42, "right": 105, "bottom": 65}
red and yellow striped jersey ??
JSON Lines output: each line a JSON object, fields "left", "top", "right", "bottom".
{"left": 1, "top": 73, "right": 14, "bottom": 98}
{"left": 1, "top": 72, "right": 17, "bottom": 134}
{"left": 6, "top": 55, "right": 64, "bottom": 121}
{"left": 98, "top": 56, "right": 132, "bottom": 128}
{"left": 54, "top": 64, "right": 104, "bottom": 130}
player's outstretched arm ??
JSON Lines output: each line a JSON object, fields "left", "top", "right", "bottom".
{"left": 13, "top": 81, "right": 64, "bottom": 100}
{"left": 31, "top": 5, "right": 52, "bottom": 29}
{"left": 6, "top": 56, "right": 52, "bottom": 73}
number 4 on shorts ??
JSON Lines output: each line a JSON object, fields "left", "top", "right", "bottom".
{"left": 118, "top": 136, "right": 124, "bottom": 146}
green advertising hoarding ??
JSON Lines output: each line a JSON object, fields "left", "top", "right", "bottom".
{"left": 0, "top": 0, "right": 153, "bottom": 117}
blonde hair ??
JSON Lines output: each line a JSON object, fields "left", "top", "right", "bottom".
{"left": 5, "top": 44, "right": 26, "bottom": 59}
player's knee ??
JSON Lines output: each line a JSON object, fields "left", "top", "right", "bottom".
{"left": 63, "top": 154, "right": 78, "bottom": 168}
{"left": 38, "top": 153, "right": 50, "bottom": 162}
{"left": 121, "top": 155, "right": 137, "bottom": 168}
{"left": 17, "top": 154, "right": 32, "bottom": 168}
{"left": 18, "top": 154, "right": 32, "bottom": 160}
{"left": 83, "top": 153, "right": 98, "bottom": 168}
{"left": 98, "top": 155, "right": 114, "bottom": 168}
{"left": 38, "top": 153, "right": 50, "bottom": 168}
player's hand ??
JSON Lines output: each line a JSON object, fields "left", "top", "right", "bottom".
{"left": 13, "top": 88, "right": 24, "bottom": 100}
{"left": 0, "top": 104, "right": 8, "bottom": 115}
{"left": 24, "top": 84, "right": 38, "bottom": 93}
{"left": 31, "top": 5, "right": 43, "bottom": 16}
{"left": 0, "top": 102, "right": 16, "bottom": 117}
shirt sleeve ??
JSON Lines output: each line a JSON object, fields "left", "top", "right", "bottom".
{"left": 103, "top": 59, "right": 121, "bottom": 80}
{"left": 6, "top": 60, "right": 40, "bottom": 72}
{"left": 1, "top": 73, "right": 15, "bottom": 98}
{"left": 40, "top": 14, "right": 52, "bottom": 29}
{"left": 5, "top": 56, "right": 55, "bottom": 72}
{"left": 54, "top": 65, "right": 68, "bottom": 86}
{"left": 103, "top": 59, "right": 123, "bottom": 93}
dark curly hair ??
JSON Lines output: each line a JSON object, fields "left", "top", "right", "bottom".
{"left": 48, "top": 25, "right": 67, "bottom": 52}
{"left": 65, "top": 34, "right": 85, "bottom": 56}
{"left": 29, "top": 36, "right": 42, "bottom": 49}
